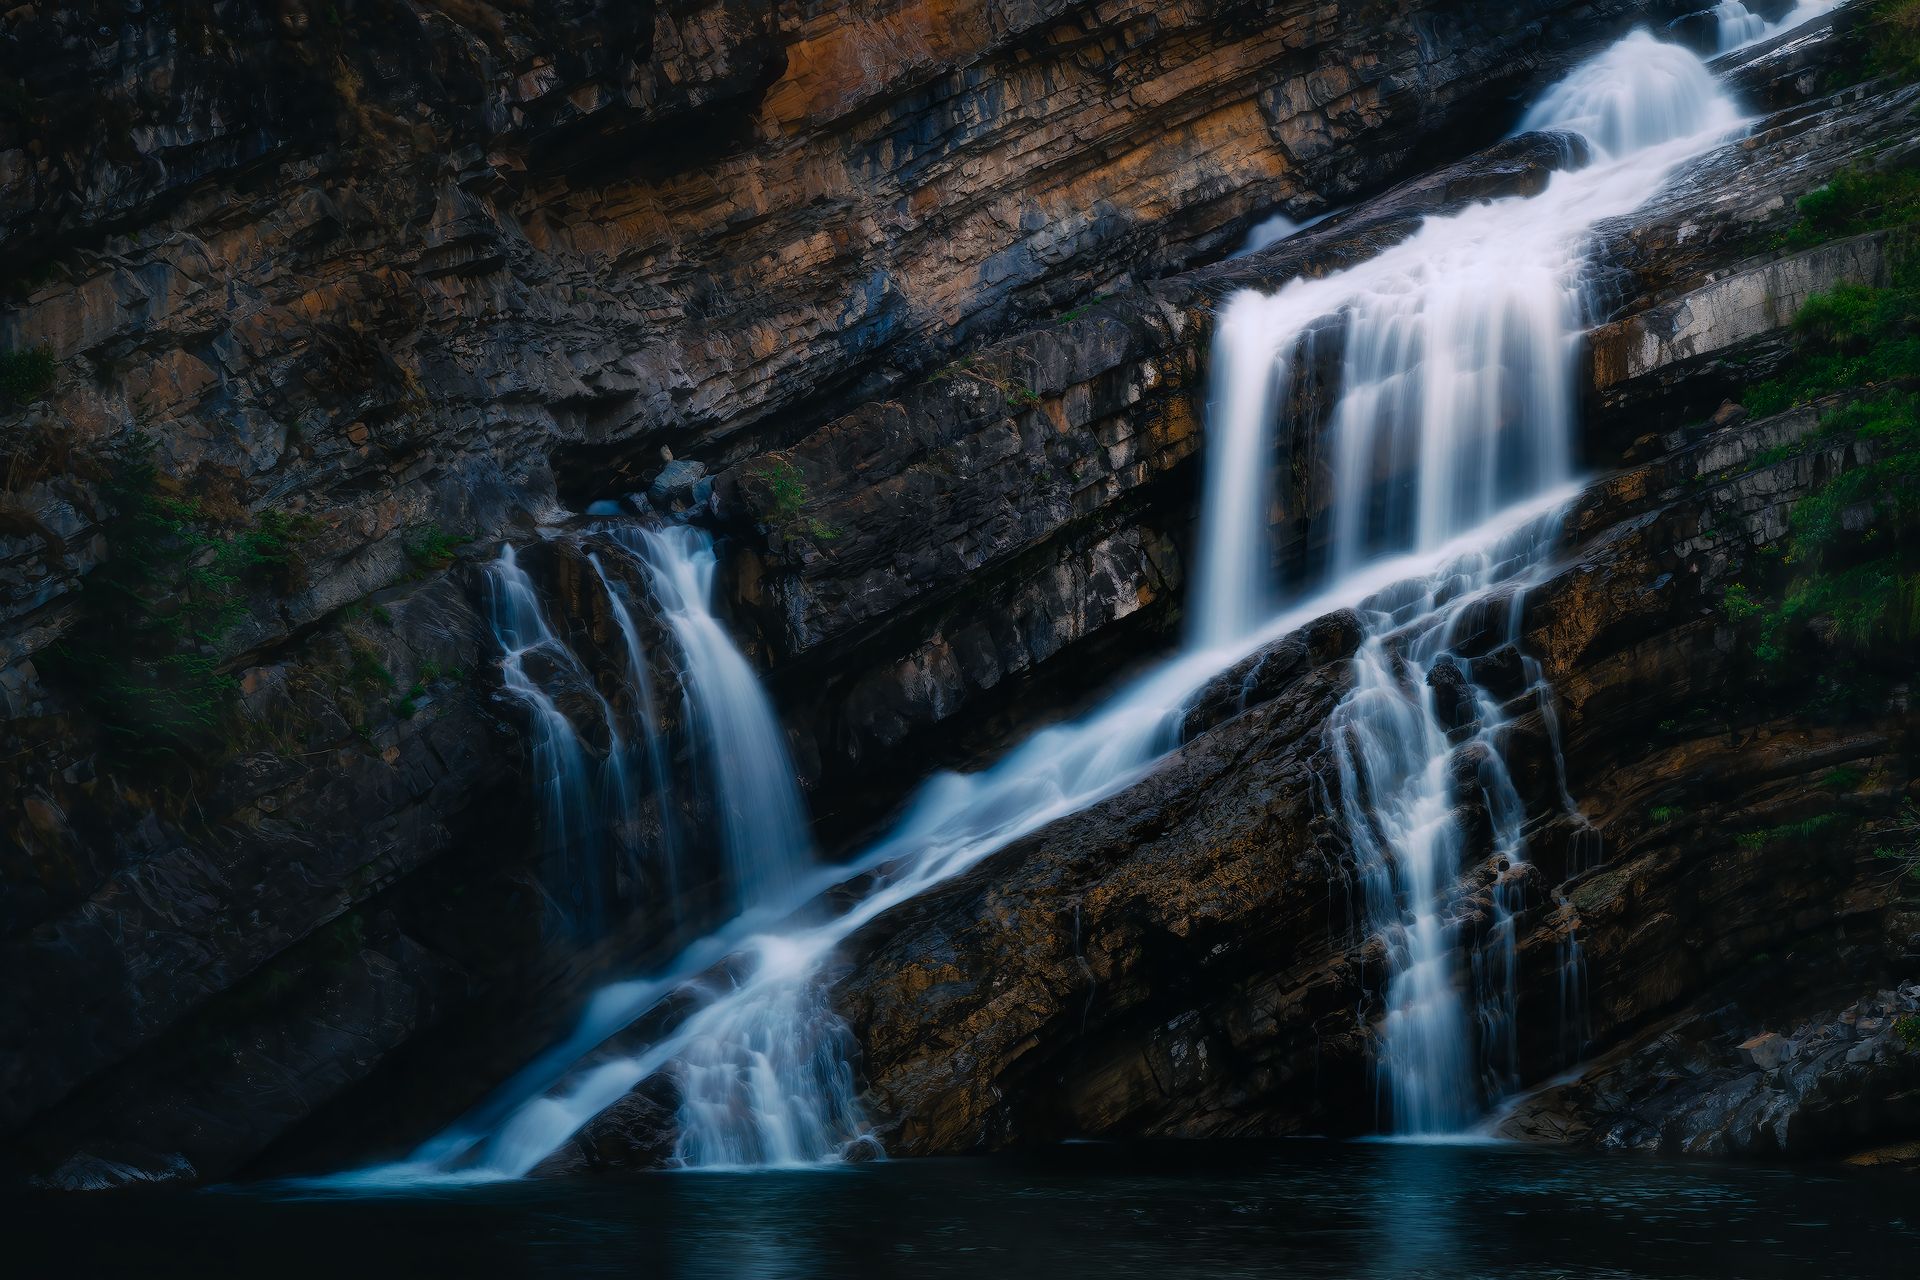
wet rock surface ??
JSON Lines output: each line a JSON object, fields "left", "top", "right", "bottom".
{"left": 0, "top": 0, "right": 1915, "bottom": 1185}
{"left": 807, "top": 19, "right": 1920, "bottom": 1160}
{"left": 824, "top": 379, "right": 1920, "bottom": 1158}
{"left": 1498, "top": 985, "right": 1920, "bottom": 1156}
{"left": 3, "top": 0, "right": 1713, "bottom": 1184}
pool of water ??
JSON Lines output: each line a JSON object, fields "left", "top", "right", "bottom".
{"left": 13, "top": 1140, "right": 1916, "bottom": 1278}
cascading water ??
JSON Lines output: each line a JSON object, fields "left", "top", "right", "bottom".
{"left": 1231, "top": 207, "right": 1343, "bottom": 259}
{"left": 1713, "top": 1, "right": 1769, "bottom": 50}
{"left": 607, "top": 525, "right": 813, "bottom": 908}
{"left": 1284, "top": 30, "right": 1735, "bottom": 1133}
{"left": 486, "top": 545, "right": 636, "bottom": 932}
{"left": 336, "top": 24, "right": 1754, "bottom": 1185}
{"left": 587, "top": 550, "right": 682, "bottom": 902}
{"left": 1182, "top": 27, "right": 1745, "bottom": 1132}
{"left": 1517, "top": 30, "right": 1739, "bottom": 158}
{"left": 1323, "top": 528, "right": 1574, "bottom": 1131}
{"left": 1715, "top": 1, "right": 1843, "bottom": 53}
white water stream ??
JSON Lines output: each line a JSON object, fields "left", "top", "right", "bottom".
{"left": 1714, "top": 1, "right": 1770, "bottom": 50}
{"left": 1714, "top": 0, "right": 1843, "bottom": 52}
{"left": 613, "top": 526, "right": 813, "bottom": 909}
{"left": 484, "top": 546, "right": 636, "bottom": 933}
{"left": 336, "top": 20, "right": 1773, "bottom": 1182}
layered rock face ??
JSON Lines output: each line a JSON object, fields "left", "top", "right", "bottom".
{"left": 808, "top": 19, "right": 1920, "bottom": 1158}
{"left": 0, "top": 0, "right": 1912, "bottom": 1186}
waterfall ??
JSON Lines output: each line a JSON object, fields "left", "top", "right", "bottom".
{"left": 1231, "top": 207, "right": 1343, "bottom": 259}
{"left": 1517, "top": 30, "right": 1738, "bottom": 159}
{"left": 1201, "top": 30, "right": 1743, "bottom": 1131}
{"left": 479, "top": 527, "right": 809, "bottom": 934}
{"left": 587, "top": 550, "right": 682, "bottom": 902}
{"left": 1716, "top": 1, "right": 1843, "bottom": 53}
{"left": 331, "top": 26, "right": 1750, "bottom": 1186}
{"left": 1558, "top": 914, "right": 1592, "bottom": 1066}
{"left": 607, "top": 525, "right": 813, "bottom": 908}
{"left": 1713, "top": 2, "right": 1769, "bottom": 50}
{"left": 485, "top": 546, "right": 633, "bottom": 932}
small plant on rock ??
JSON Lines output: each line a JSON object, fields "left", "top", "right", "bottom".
{"left": 751, "top": 458, "right": 841, "bottom": 542}
{"left": 1896, "top": 1014, "right": 1920, "bottom": 1050}
{"left": 0, "top": 346, "right": 56, "bottom": 404}
{"left": 404, "top": 524, "right": 469, "bottom": 572}
{"left": 1866, "top": 0, "right": 1920, "bottom": 81}
{"left": 1781, "top": 165, "right": 1920, "bottom": 250}
{"left": 1874, "top": 800, "right": 1920, "bottom": 882}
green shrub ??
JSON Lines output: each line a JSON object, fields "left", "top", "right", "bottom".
{"left": 754, "top": 459, "right": 807, "bottom": 521}
{"left": 0, "top": 347, "right": 55, "bottom": 403}
{"left": 346, "top": 645, "right": 395, "bottom": 691}
{"left": 41, "top": 438, "right": 264, "bottom": 766}
{"left": 751, "top": 459, "right": 841, "bottom": 541}
{"left": 404, "top": 524, "right": 469, "bottom": 572}
{"left": 1866, "top": 0, "right": 1920, "bottom": 82}
{"left": 41, "top": 433, "right": 327, "bottom": 771}
{"left": 1794, "top": 282, "right": 1891, "bottom": 351}
{"left": 1744, "top": 264, "right": 1920, "bottom": 416}
{"left": 1782, "top": 166, "right": 1920, "bottom": 250}
{"left": 235, "top": 508, "right": 323, "bottom": 591}
{"left": 1724, "top": 582, "right": 1764, "bottom": 621}
{"left": 1053, "top": 296, "right": 1108, "bottom": 325}
{"left": 1725, "top": 224, "right": 1920, "bottom": 691}
{"left": 1735, "top": 811, "right": 1850, "bottom": 850}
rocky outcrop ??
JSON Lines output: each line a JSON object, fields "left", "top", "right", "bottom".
{"left": 807, "top": 18, "right": 1920, "bottom": 1157}
{"left": 825, "top": 367, "right": 1919, "bottom": 1153}
{"left": 516, "top": 10, "right": 1920, "bottom": 1169}
{"left": 832, "top": 610, "right": 1375, "bottom": 1151}
{"left": 748, "top": 126, "right": 1596, "bottom": 823}
{"left": 5, "top": 0, "right": 1726, "bottom": 1184}
{"left": 1, "top": 0, "right": 1911, "bottom": 1185}
{"left": 1496, "top": 984, "right": 1920, "bottom": 1156}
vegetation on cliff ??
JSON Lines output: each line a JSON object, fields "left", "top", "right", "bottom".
{"left": 1866, "top": 0, "right": 1920, "bottom": 80}
{"left": 1781, "top": 166, "right": 1920, "bottom": 251}
{"left": 1724, "top": 154, "right": 1920, "bottom": 709}
{"left": 42, "top": 438, "right": 318, "bottom": 770}
{"left": 0, "top": 347, "right": 55, "bottom": 404}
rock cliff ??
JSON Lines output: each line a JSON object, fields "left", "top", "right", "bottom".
{"left": 823, "top": 16, "right": 1920, "bottom": 1157}
{"left": 1, "top": 0, "right": 1915, "bottom": 1185}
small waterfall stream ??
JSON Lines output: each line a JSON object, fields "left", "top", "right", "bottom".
{"left": 484, "top": 546, "right": 635, "bottom": 933}
{"left": 587, "top": 550, "right": 682, "bottom": 902}
{"left": 1203, "top": 28, "right": 1745, "bottom": 1130}
{"left": 337, "top": 21, "right": 1771, "bottom": 1184}
{"left": 1713, "top": 0, "right": 1842, "bottom": 51}
{"left": 1713, "top": 2, "right": 1770, "bottom": 50}
{"left": 614, "top": 526, "right": 813, "bottom": 908}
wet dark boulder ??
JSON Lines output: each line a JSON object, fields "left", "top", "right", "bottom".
{"left": 1428, "top": 657, "right": 1478, "bottom": 736}
{"left": 1470, "top": 646, "right": 1530, "bottom": 702}
{"left": 1499, "top": 985, "right": 1920, "bottom": 1157}
{"left": 532, "top": 1076, "right": 682, "bottom": 1176}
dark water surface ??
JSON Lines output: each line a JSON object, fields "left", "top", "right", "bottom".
{"left": 12, "top": 1140, "right": 1916, "bottom": 1278}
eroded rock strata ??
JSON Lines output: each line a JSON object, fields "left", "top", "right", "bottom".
{"left": 544, "top": 13, "right": 1920, "bottom": 1168}
{"left": 1, "top": 0, "right": 1915, "bottom": 1185}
